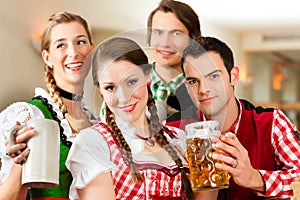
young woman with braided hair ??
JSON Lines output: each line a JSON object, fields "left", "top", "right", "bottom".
{"left": 0, "top": 12, "right": 97, "bottom": 199}
{"left": 66, "top": 37, "right": 216, "bottom": 200}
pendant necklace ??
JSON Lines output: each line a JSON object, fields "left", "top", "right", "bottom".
{"left": 136, "top": 130, "right": 155, "bottom": 147}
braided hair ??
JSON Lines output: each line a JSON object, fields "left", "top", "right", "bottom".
{"left": 41, "top": 12, "right": 93, "bottom": 132}
{"left": 93, "top": 37, "right": 193, "bottom": 199}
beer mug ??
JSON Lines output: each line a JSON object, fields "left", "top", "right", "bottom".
{"left": 185, "top": 121, "right": 230, "bottom": 191}
{"left": 9, "top": 118, "right": 60, "bottom": 188}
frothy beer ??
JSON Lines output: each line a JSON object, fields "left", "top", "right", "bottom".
{"left": 185, "top": 121, "right": 230, "bottom": 191}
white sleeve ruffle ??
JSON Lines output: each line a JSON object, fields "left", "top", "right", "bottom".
{"left": 0, "top": 102, "right": 44, "bottom": 137}
{"left": 0, "top": 102, "right": 44, "bottom": 182}
{"left": 66, "top": 127, "right": 117, "bottom": 200}
{"left": 0, "top": 152, "right": 14, "bottom": 183}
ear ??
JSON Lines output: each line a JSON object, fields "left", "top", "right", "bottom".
{"left": 42, "top": 50, "right": 53, "bottom": 68}
{"left": 230, "top": 66, "right": 239, "bottom": 86}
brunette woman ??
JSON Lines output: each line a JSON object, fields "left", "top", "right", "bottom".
{"left": 66, "top": 37, "right": 217, "bottom": 200}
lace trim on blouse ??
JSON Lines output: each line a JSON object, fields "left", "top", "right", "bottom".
{"left": 0, "top": 87, "right": 98, "bottom": 182}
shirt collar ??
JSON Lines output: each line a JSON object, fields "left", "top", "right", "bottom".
{"left": 150, "top": 66, "right": 185, "bottom": 92}
{"left": 229, "top": 98, "right": 242, "bottom": 134}
{"left": 200, "top": 98, "right": 242, "bottom": 134}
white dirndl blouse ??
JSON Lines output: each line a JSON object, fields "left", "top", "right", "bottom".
{"left": 66, "top": 117, "right": 188, "bottom": 199}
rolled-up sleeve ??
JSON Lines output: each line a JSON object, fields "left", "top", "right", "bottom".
{"left": 259, "top": 109, "right": 300, "bottom": 198}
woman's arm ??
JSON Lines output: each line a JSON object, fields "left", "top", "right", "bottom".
{"left": 77, "top": 171, "right": 116, "bottom": 200}
{"left": 0, "top": 163, "right": 28, "bottom": 200}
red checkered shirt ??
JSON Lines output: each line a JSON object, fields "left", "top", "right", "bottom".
{"left": 229, "top": 100, "right": 300, "bottom": 198}
{"left": 166, "top": 99, "right": 300, "bottom": 199}
{"left": 258, "top": 108, "right": 300, "bottom": 197}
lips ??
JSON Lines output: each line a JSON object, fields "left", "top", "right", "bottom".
{"left": 119, "top": 102, "right": 138, "bottom": 112}
{"left": 200, "top": 96, "right": 215, "bottom": 103}
{"left": 65, "top": 62, "right": 83, "bottom": 72}
{"left": 157, "top": 49, "right": 176, "bottom": 56}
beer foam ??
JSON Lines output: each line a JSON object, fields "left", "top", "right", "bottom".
{"left": 187, "top": 128, "right": 210, "bottom": 139}
{"left": 185, "top": 121, "right": 220, "bottom": 139}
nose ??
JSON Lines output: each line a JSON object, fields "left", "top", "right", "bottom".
{"left": 198, "top": 80, "right": 210, "bottom": 95}
{"left": 160, "top": 33, "right": 172, "bottom": 47}
{"left": 116, "top": 87, "right": 130, "bottom": 103}
{"left": 66, "top": 44, "right": 78, "bottom": 57}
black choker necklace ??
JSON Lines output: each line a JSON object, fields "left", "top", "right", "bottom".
{"left": 57, "top": 87, "right": 84, "bottom": 102}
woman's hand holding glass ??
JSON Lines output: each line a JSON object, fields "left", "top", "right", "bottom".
{"left": 5, "top": 121, "right": 35, "bottom": 164}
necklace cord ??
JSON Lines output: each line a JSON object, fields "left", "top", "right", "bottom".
{"left": 135, "top": 127, "right": 155, "bottom": 147}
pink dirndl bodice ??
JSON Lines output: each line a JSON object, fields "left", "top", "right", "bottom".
{"left": 92, "top": 123, "right": 185, "bottom": 200}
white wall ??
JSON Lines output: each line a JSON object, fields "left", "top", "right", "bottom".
{"left": 0, "top": 9, "right": 45, "bottom": 111}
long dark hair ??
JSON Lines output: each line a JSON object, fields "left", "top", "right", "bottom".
{"left": 92, "top": 37, "right": 194, "bottom": 199}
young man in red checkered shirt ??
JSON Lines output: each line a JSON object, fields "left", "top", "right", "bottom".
{"left": 166, "top": 36, "right": 300, "bottom": 199}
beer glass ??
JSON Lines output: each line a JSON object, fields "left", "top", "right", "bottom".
{"left": 185, "top": 121, "right": 230, "bottom": 191}
{"left": 9, "top": 118, "right": 60, "bottom": 188}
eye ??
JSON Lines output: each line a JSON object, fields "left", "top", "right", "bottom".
{"left": 104, "top": 85, "right": 115, "bottom": 92}
{"left": 173, "top": 31, "right": 181, "bottom": 36}
{"left": 152, "top": 29, "right": 161, "bottom": 35}
{"left": 128, "top": 79, "right": 137, "bottom": 86}
{"left": 56, "top": 43, "right": 65, "bottom": 49}
{"left": 187, "top": 79, "right": 198, "bottom": 86}
{"left": 77, "top": 40, "right": 87, "bottom": 45}
{"left": 210, "top": 73, "right": 220, "bottom": 80}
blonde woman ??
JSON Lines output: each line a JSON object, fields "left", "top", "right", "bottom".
{"left": 0, "top": 12, "right": 97, "bottom": 199}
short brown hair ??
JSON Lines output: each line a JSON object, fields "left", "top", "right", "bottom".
{"left": 147, "top": 0, "right": 201, "bottom": 45}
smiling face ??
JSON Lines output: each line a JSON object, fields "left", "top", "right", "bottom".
{"left": 183, "top": 52, "right": 238, "bottom": 118}
{"left": 42, "top": 22, "right": 93, "bottom": 92}
{"left": 150, "top": 11, "right": 189, "bottom": 72}
{"left": 98, "top": 60, "right": 149, "bottom": 125}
